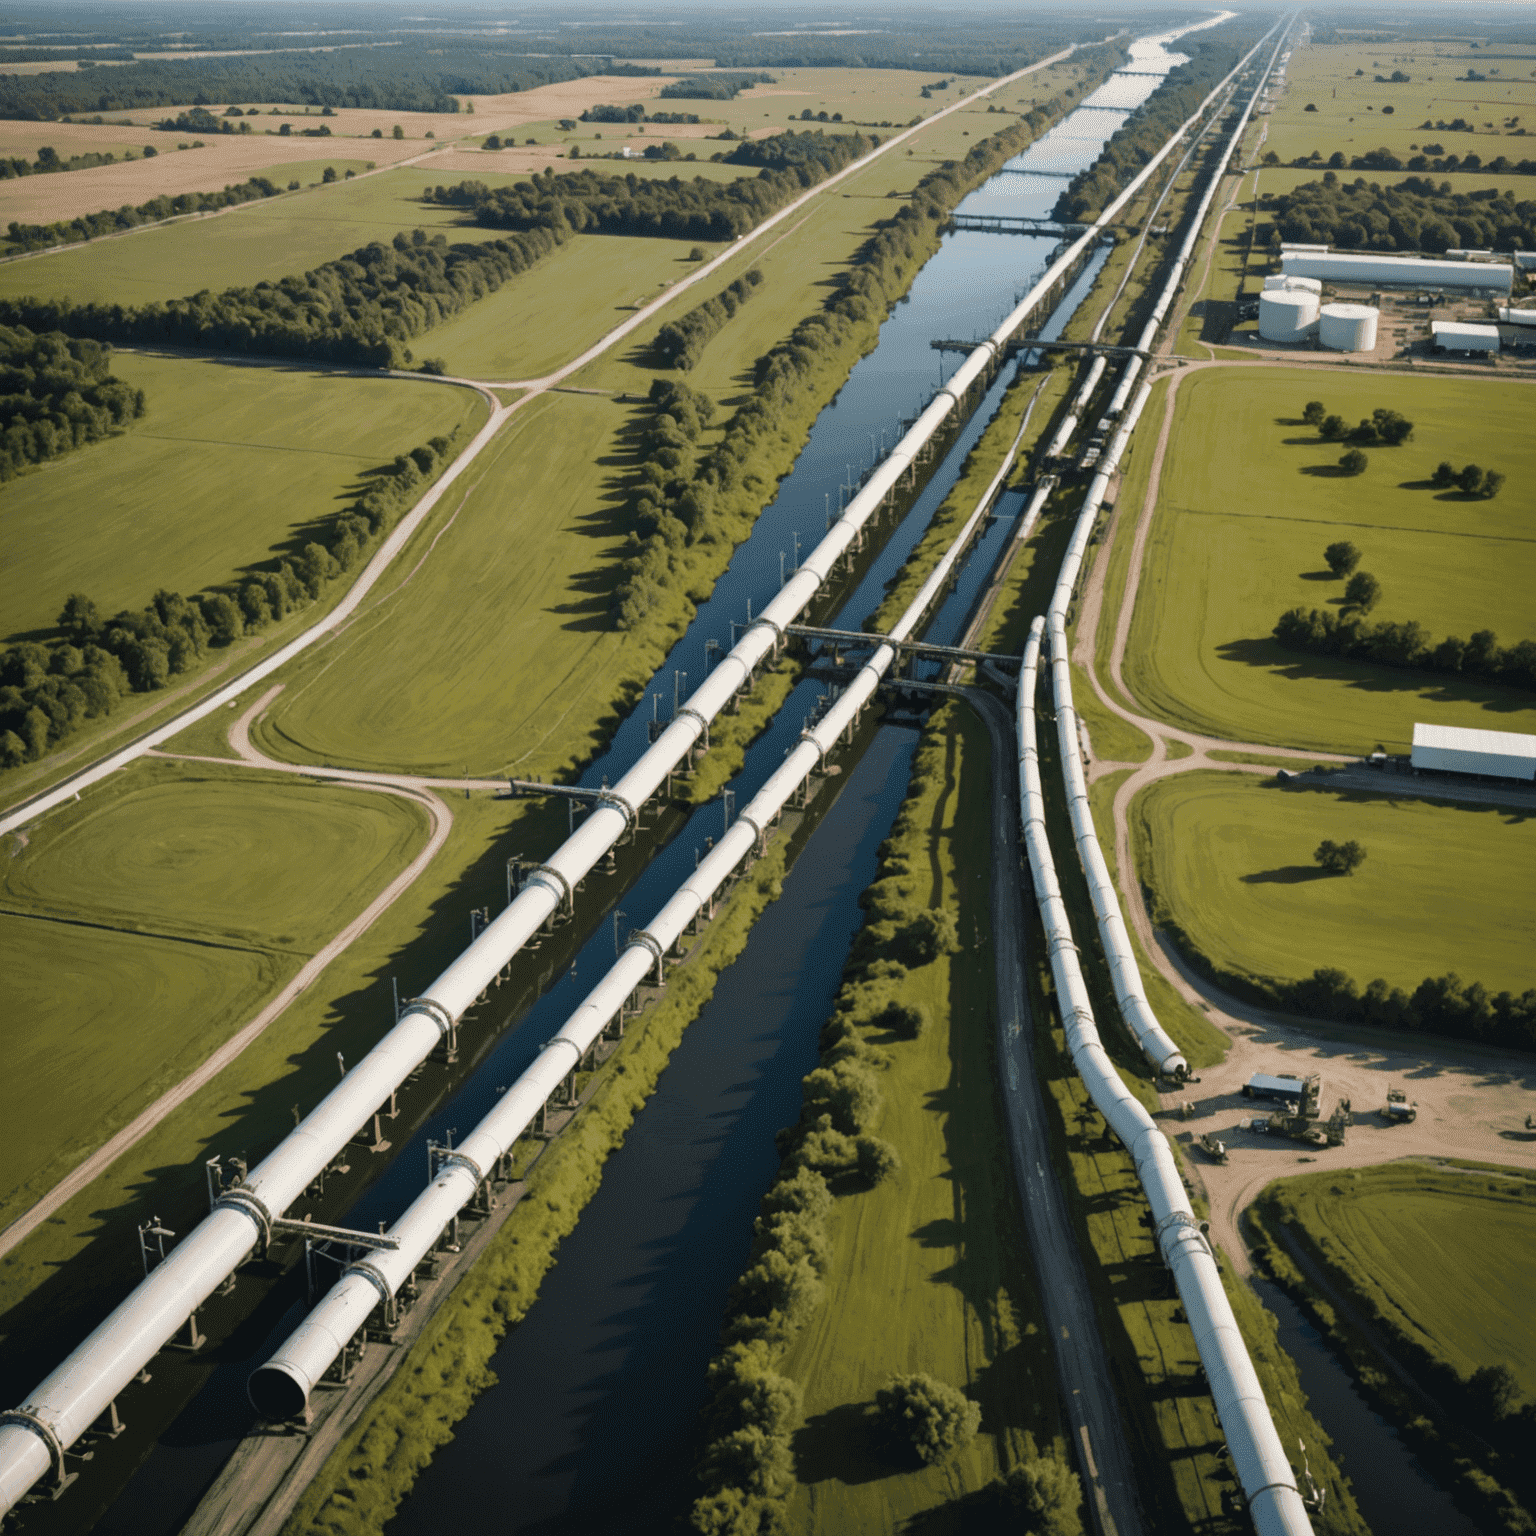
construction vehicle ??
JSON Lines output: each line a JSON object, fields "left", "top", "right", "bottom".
{"left": 1324, "top": 1099, "right": 1352, "bottom": 1147}
{"left": 1197, "top": 1133, "right": 1229, "bottom": 1164}
{"left": 1381, "top": 1087, "right": 1418, "bottom": 1124}
{"left": 1245, "top": 1071, "right": 1321, "bottom": 1119}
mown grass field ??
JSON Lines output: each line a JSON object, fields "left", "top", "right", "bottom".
{"left": 1264, "top": 1161, "right": 1536, "bottom": 1395}
{"left": 1266, "top": 38, "right": 1536, "bottom": 168}
{"left": 0, "top": 758, "right": 431, "bottom": 1231}
{"left": 0, "top": 353, "right": 485, "bottom": 642}
{"left": 1132, "top": 769, "right": 1536, "bottom": 996}
{"left": 779, "top": 705, "right": 1059, "bottom": 1531}
{"left": 1124, "top": 365, "right": 1536, "bottom": 753}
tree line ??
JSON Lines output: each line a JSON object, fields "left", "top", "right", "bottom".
{"left": 654, "top": 269, "right": 763, "bottom": 370}
{"left": 4, "top": 173, "right": 284, "bottom": 254}
{"left": 0, "top": 432, "right": 463, "bottom": 770}
{"left": 1268, "top": 173, "right": 1536, "bottom": 252}
{"left": 613, "top": 108, "right": 1079, "bottom": 633}
{"left": 689, "top": 717, "right": 1084, "bottom": 1535}
{"left": 0, "top": 225, "right": 567, "bottom": 370}
{"left": 1275, "top": 143, "right": 1536, "bottom": 178}
{"left": 657, "top": 71, "right": 774, "bottom": 100}
{"left": 579, "top": 104, "right": 700, "bottom": 124}
{"left": 0, "top": 326, "right": 144, "bottom": 483}
{"left": 1052, "top": 31, "right": 1258, "bottom": 222}
{"left": 0, "top": 44, "right": 591, "bottom": 120}
{"left": 0, "top": 143, "right": 135, "bottom": 181}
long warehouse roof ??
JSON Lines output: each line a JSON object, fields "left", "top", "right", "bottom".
{"left": 1412, "top": 721, "right": 1536, "bottom": 759}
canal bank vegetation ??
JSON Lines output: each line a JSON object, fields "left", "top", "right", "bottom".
{"left": 285, "top": 840, "right": 794, "bottom": 1536}
{"left": 1250, "top": 1163, "right": 1536, "bottom": 1535}
{"left": 1030, "top": 708, "right": 1366, "bottom": 1534}
{"left": 691, "top": 703, "right": 1081, "bottom": 1535}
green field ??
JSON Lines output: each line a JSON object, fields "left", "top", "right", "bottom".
{"left": 0, "top": 759, "right": 431, "bottom": 1227}
{"left": 0, "top": 352, "right": 486, "bottom": 642}
{"left": 1133, "top": 770, "right": 1536, "bottom": 996}
{"left": 780, "top": 705, "right": 1058, "bottom": 1529}
{"left": 1264, "top": 1161, "right": 1536, "bottom": 1395}
{"left": 1123, "top": 366, "right": 1536, "bottom": 753}
{"left": 1267, "top": 38, "right": 1536, "bottom": 168}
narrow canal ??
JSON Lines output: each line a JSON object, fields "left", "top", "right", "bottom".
{"left": 87, "top": 25, "right": 1464, "bottom": 1536}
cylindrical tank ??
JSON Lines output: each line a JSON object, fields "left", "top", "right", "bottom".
{"left": 1319, "top": 302, "right": 1378, "bottom": 352}
{"left": 1258, "top": 289, "right": 1320, "bottom": 341}
{"left": 1262, "top": 274, "right": 1322, "bottom": 293}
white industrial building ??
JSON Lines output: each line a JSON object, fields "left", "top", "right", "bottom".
{"left": 1263, "top": 273, "right": 1322, "bottom": 293}
{"left": 1498, "top": 307, "right": 1536, "bottom": 327}
{"left": 1411, "top": 722, "right": 1536, "bottom": 782}
{"left": 1280, "top": 250, "right": 1514, "bottom": 293}
{"left": 1431, "top": 320, "right": 1500, "bottom": 353}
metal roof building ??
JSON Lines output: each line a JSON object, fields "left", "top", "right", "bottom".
{"left": 1279, "top": 250, "right": 1514, "bottom": 292}
{"left": 1411, "top": 722, "right": 1536, "bottom": 781}
{"left": 1432, "top": 320, "right": 1501, "bottom": 352}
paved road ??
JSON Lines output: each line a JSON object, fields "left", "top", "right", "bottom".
{"left": 963, "top": 686, "right": 1146, "bottom": 1536}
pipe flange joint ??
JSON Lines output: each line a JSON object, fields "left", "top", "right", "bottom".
{"left": 736, "top": 810, "right": 766, "bottom": 847}
{"left": 434, "top": 1149, "right": 485, "bottom": 1186}
{"left": 341, "top": 1257, "right": 395, "bottom": 1312}
{"left": 0, "top": 1408, "right": 65, "bottom": 1485}
{"left": 213, "top": 1186, "right": 276, "bottom": 1251}
{"left": 744, "top": 616, "right": 785, "bottom": 647}
{"left": 528, "top": 863, "right": 574, "bottom": 914}
{"left": 673, "top": 706, "right": 710, "bottom": 740}
{"left": 797, "top": 731, "right": 828, "bottom": 770}
{"left": 405, "top": 995, "right": 455, "bottom": 1042}
{"left": 539, "top": 1036, "right": 584, "bottom": 1071}
{"left": 1243, "top": 1478, "right": 1302, "bottom": 1508}
{"left": 627, "top": 929, "right": 666, "bottom": 976}
{"left": 594, "top": 791, "right": 637, "bottom": 833}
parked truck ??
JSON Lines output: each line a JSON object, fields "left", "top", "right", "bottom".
{"left": 1381, "top": 1087, "right": 1417, "bottom": 1124}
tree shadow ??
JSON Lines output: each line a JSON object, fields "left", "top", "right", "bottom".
{"left": 1280, "top": 434, "right": 1327, "bottom": 445}
{"left": 1240, "top": 865, "right": 1332, "bottom": 885}
{"left": 1398, "top": 478, "right": 1438, "bottom": 490}
{"left": 790, "top": 1401, "right": 888, "bottom": 1486}
{"left": 1299, "top": 464, "right": 1353, "bottom": 478}
{"left": 1298, "top": 570, "right": 1337, "bottom": 582}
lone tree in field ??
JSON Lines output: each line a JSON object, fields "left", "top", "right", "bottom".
{"left": 1458, "top": 463, "right": 1485, "bottom": 495}
{"left": 1431, "top": 460, "right": 1457, "bottom": 488}
{"left": 1481, "top": 469, "right": 1505, "bottom": 499}
{"left": 1302, "top": 400, "right": 1326, "bottom": 426}
{"left": 1339, "top": 446, "right": 1369, "bottom": 476}
{"left": 1344, "top": 570, "right": 1381, "bottom": 613}
{"left": 1315, "top": 839, "right": 1367, "bottom": 876}
{"left": 1324, "top": 540, "right": 1361, "bottom": 577}
{"left": 874, "top": 1374, "right": 981, "bottom": 1466}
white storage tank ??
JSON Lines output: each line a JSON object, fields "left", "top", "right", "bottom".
{"left": 1319, "top": 302, "right": 1378, "bottom": 352}
{"left": 1258, "top": 289, "right": 1320, "bottom": 341}
{"left": 1263, "top": 274, "right": 1323, "bottom": 294}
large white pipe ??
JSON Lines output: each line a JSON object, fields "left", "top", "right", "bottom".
{"left": 251, "top": 365, "right": 1019, "bottom": 1418}
{"left": 1016, "top": 620, "right": 1312, "bottom": 1536}
{"left": 0, "top": 30, "right": 1279, "bottom": 1516}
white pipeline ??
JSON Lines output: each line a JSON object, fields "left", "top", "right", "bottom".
{"left": 251, "top": 369, "right": 1024, "bottom": 1417}
{"left": 0, "top": 26, "right": 1281, "bottom": 1516}
{"left": 1015, "top": 623, "right": 1311, "bottom": 1536}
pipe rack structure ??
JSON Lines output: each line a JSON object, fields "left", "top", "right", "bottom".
{"left": 1015, "top": 624, "right": 1312, "bottom": 1536}
{"left": 0, "top": 22, "right": 1285, "bottom": 1519}
{"left": 250, "top": 363, "right": 1032, "bottom": 1419}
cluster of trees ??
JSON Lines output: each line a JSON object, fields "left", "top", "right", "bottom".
{"left": 4, "top": 174, "right": 284, "bottom": 254}
{"left": 1302, "top": 399, "right": 1414, "bottom": 445}
{"left": 433, "top": 132, "right": 873, "bottom": 245}
{"left": 578, "top": 103, "right": 700, "bottom": 124}
{"left": 1276, "top": 966, "right": 1536, "bottom": 1053}
{"left": 0, "top": 434, "right": 458, "bottom": 770}
{"left": 0, "top": 143, "right": 131, "bottom": 180}
{"left": 655, "top": 269, "right": 763, "bottom": 370}
{"left": 658, "top": 71, "right": 774, "bottom": 100}
{"left": 1314, "top": 838, "right": 1366, "bottom": 875}
{"left": 0, "top": 45, "right": 592, "bottom": 120}
{"left": 0, "top": 327, "right": 144, "bottom": 482}
{"left": 1431, "top": 460, "right": 1505, "bottom": 497}
{"left": 1273, "top": 607, "right": 1536, "bottom": 693}
{"left": 1276, "top": 143, "right": 1536, "bottom": 179}
{"left": 0, "top": 225, "right": 568, "bottom": 369}
{"left": 874, "top": 1375, "right": 981, "bottom": 1466}
{"left": 1268, "top": 174, "right": 1536, "bottom": 252}
{"left": 1052, "top": 33, "right": 1257, "bottom": 221}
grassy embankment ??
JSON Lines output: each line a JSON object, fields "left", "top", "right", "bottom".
{"left": 1030, "top": 716, "right": 1366, "bottom": 1534}
{"left": 256, "top": 79, "right": 1112, "bottom": 781}
{"left": 283, "top": 838, "right": 792, "bottom": 1536}
{"left": 1123, "top": 366, "right": 1536, "bottom": 754}
{"left": 0, "top": 758, "right": 430, "bottom": 1234}
{"left": 1131, "top": 769, "right": 1536, "bottom": 998}
{"left": 1250, "top": 1161, "right": 1536, "bottom": 1533}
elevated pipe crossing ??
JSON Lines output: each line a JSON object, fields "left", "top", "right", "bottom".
{"left": 249, "top": 356, "right": 1035, "bottom": 1419}
{"left": 0, "top": 25, "right": 1287, "bottom": 1517}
